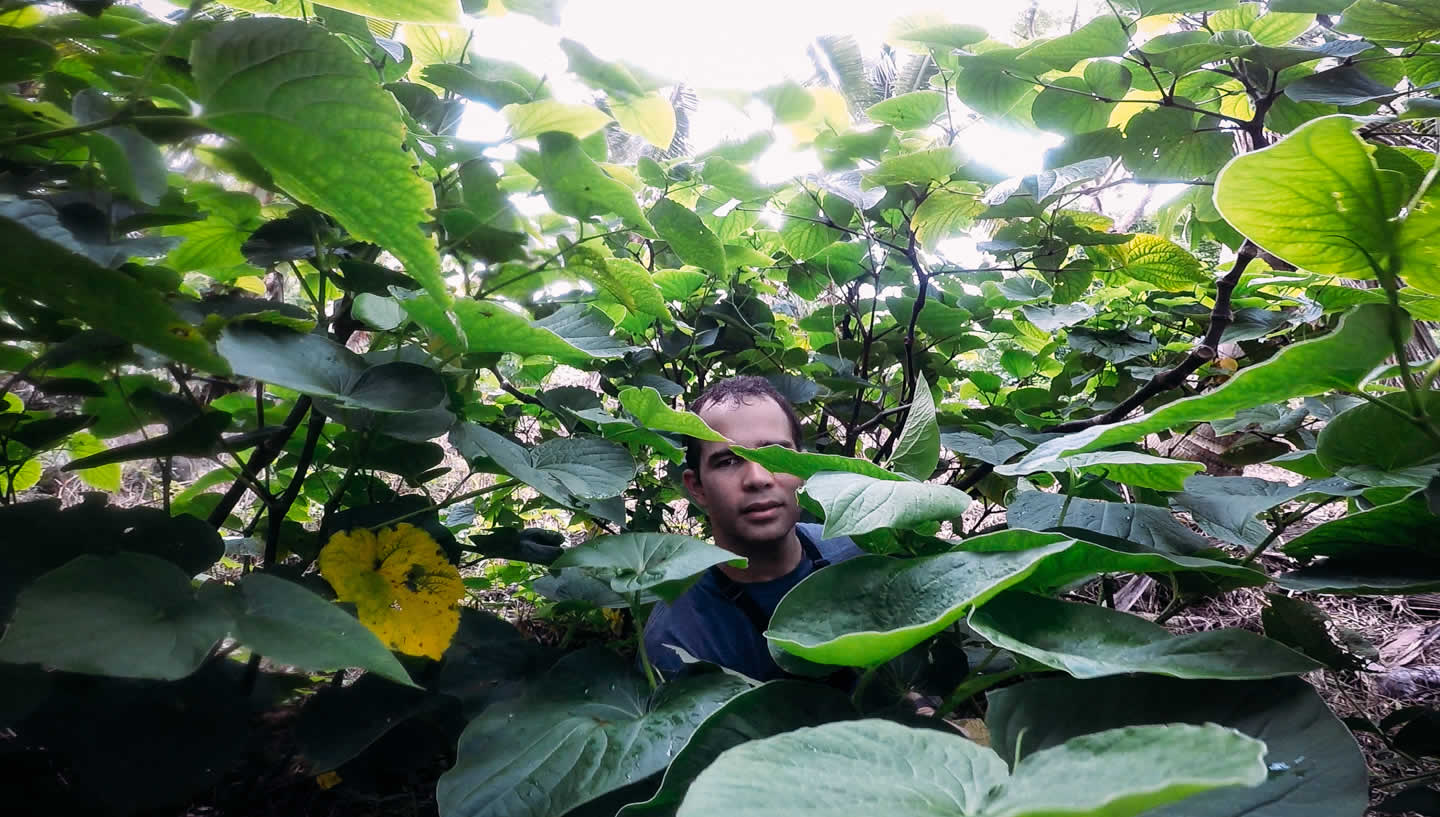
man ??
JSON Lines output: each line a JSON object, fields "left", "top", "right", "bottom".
{"left": 642, "top": 376, "right": 863, "bottom": 681}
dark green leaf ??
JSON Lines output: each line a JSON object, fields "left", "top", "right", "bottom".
{"left": 970, "top": 592, "right": 1321, "bottom": 679}
{"left": 0, "top": 553, "right": 228, "bottom": 680}
{"left": 650, "top": 198, "right": 726, "bottom": 277}
{"left": 437, "top": 649, "right": 749, "bottom": 817}
{"left": 517, "top": 132, "right": 657, "bottom": 237}
{"left": 678, "top": 718, "right": 1265, "bottom": 817}
{"left": 551, "top": 533, "right": 745, "bottom": 600}
{"left": 232, "top": 573, "right": 417, "bottom": 687}
{"left": 987, "top": 674, "right": 1369, "bottom": 817}
{"left": 0, "top": 200, "right": 228, "bottom": 372}
{"left": 888, "top": 372, "right": 940, "bottom": 479}
{"left": 1015, "top": 304, "right": 1402, "bottom": 465}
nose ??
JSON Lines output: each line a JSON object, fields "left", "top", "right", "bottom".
{"left": 740, "top": 459, "right": 775, "bottom": 490}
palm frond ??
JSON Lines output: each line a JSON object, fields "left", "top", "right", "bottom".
{"left": 894, "top": 52, "right": 937, "bottom": 97}
{"left": 659, "top": 83, "right": 697, "bottom": 160}
{"left": 809, "top": 34, "right": 876, "bottom": 115}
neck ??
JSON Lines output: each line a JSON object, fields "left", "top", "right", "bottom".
{"left": 714, "top": 527, "right": 803, "bottom": 583}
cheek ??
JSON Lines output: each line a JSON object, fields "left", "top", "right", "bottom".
{"left": 778, "top": 474, "right": 804, "bottom": 496}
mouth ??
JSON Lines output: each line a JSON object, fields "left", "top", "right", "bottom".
{"left": 740, "top": 501, "right": 784, "bottom": 520}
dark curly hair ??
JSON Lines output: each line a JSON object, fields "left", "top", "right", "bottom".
{"left": 684, "top": 376, "right": 803, "bottom": 480}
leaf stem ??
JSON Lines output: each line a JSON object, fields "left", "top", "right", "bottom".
{"left": 937, "top": 665, "right": 1027, "bottom": 718}
{"left": 631, "top": 592, "right": 658, "bottom": 692}
{"left": 364, "top": 480, "right": 516, "bottom": 531}
{"left": 850, "top": 662, "right": 884, "bottom": 712}
{"left": 0, "top": 113, "right": 198, "bottom": 149}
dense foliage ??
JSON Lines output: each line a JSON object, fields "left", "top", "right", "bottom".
{"left": 2, "top": 0, "right": 1439, "bottom": 814}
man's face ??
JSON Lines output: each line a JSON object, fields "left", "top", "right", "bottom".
{"left": 683, "top": 396, "right": 803, "bottom": 550}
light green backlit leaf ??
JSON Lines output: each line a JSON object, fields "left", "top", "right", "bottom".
{"left": 192, "top": 19, "right": 445, "bottom": 304}
{"left": 803, "top": 471, "right": 969, "bottom": 538}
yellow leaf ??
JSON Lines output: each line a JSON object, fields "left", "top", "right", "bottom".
{"left": 67, "top": 431, "right": 121, "bottom": 493}
{"left": 0, "top": 5, "right": 44, "bottom": 25}
{"left": 1109, "top": 88, "right": 1163, "bottom": 129}
{"left": 612, "top": 92, "right": 677, "bottom": 150}
{"left": 788, "top": 88, "right": 853, "bottom": 143}
{"left": 502, "top": 100, "right": 613, "bottom": 139}
{"left": 233, "top": 275, "right": 267, "bottom": 295}
{"left": 318, "top": 524, "right": 464, "bottom": 660}
{"left": 316, "top": 771, "right": 342, "bottom": 790}
{"left": 403, "top": 23, "right": 468, "bottom": 88}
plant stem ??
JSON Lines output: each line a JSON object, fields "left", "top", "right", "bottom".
{"left": 365, "top": 480, "right": 515, "bottom": 530}
{"left": 850, "top": 662, "right": 884, "bottom": 712}
{"left": 938, "top": 666, "right": 1028, "bottom": 717}
{"left": 0, "top": 113, "right": 197, "bottom": 149}
{"left": 630, "top": 593, "right": 658, "bottom": 692}
{"left": 1373, "top": 767, "right": 1440, "bottom": 788}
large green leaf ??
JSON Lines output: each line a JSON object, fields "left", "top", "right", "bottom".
{"left": 866, "top": 91, "right": 947, "bottom": 130}
{"left": 1007, "top": 492, "right": 1211, "bottom": 554}
{"left": 1023, "top": 14, "right": 1133, "bottom": 70}
{"left": 1171, "top": 475, "right": 1364, "bottom": 546}
{"left": 970, "top": 592, "right": 1321, "bottom": 679}
{"left": 1397, "top": 173, "right": 1440, "bottom": 294}
{"left": 1336, "top": 0, "right": 1440, "bottom": 41}
{"left": 503, "top": 99, "right": 613, "bottom": 138}
{"left": 677, "top": 719, "right": 1265, "bottom": 817}
{"left": 1317, "top": 391, "right": 1440, "bottom": 471}
{"left": 1102, "top": 234, "right": 1210, "bottom": 291}
{"left": 911, "top": 188, "right": 985, "bottom": 251}
{"left": 613, "top": 92, "right": 678, "bottom": 149}
{"left": 516, "top": 132, "right": 657, "bottom": 237}
{"left": 0, "top": 200, "right": 229, "bottom": 373}
{"left": 1213, "top": 116, "right": 1406, "bottom": 280}
{"left": 888, "top": 373, "right": 940, "bottom": 479}
{"left": 217, "top": 324, "right": 446, "bottom": 411}
{"left": 446, "top": 300, "right": 637, "bottom": 362}
{"left": 941, "top": 431, "right": 1027, "bottom": 465}
{"left": 1276, "top": 494, "right": 1440, "bottom": 593}
{"left": 765, "top": 536, "right": 1076, "bottom": 666}
{"left": 450, "top": 424, "right": 635, "bottom": 516}
{"left": 619, "top": 681, "right": 856, "bottom": 817}
{"left": 997, "top": 450, "right": 1203, "bottom": 491}
{"left": 650, "top": 198, "right": 726, "bottom": 277}
{"left": 0, "top": 553, "right": 228, "bottom": 680}
{"left": 163, "top": 183, "right": 263, "bottom": 275}
{"left": 422, "top": 63, "right": 535, "bottom": 108}
{"left": 1015, "top": 304, "right": 1402, "bottom": 465}
{"left": 437, "top": 649, "right": 750, "bottom": 817}
{"left": 987, "top": 675, "right": 1369, "bottom": 817}
{"left": 802, "top": 471, "right": 970, "bottom": 539}
{"left": 565, "top": 252, "right": 669, "bottom": 319}
{"left": 961, "top": 534, "right": 1268, "bottom": 594}
{"left": 1284, "top": 66, "right": 1406, "bottom": 105}
{"left": 733, "top": 444, "right": 903, "bottom": 481}
{"left": 619, "top": 387, "right": 726, "bottom": 441}
{"left": 863, "top": 145, "right": 968, "bottom": 187}
{"left": 230, "top": 574, "right": 417, "bottom": 688}
{"left": 222, "top": 0, "right": 459, "bottom": 22}
{"left": 192, "top": 19, "right": 445, "bottom": 303}
{"left": 557, "top": 38, "right": 651, "bottom": 97}
{"left": 551, "top": 533, "right": 745, "bottom": 600}
{"left": 779, "top": 195, "right": 843, "bottom": 260}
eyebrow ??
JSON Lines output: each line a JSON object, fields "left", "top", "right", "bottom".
{"left": 705, "top": 440, "right": 795, "bottom": 465}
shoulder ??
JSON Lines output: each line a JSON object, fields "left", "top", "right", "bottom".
{"left": 642, "top": 578, "right": 718, "bottom": 653}
{"left": 796, "top": 522, "right": 865, "bottom": 563}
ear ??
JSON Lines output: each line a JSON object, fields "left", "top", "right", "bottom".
{"left": 682, "top": 467, "right": 709, "bottom": 510}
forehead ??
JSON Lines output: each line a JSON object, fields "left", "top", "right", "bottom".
{"left": 695, "top": 396, "right": 796, "bottom": 453}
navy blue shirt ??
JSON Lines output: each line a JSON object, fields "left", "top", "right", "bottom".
{"left": 642, "top": 523, "right": 864, "bottom": 681}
